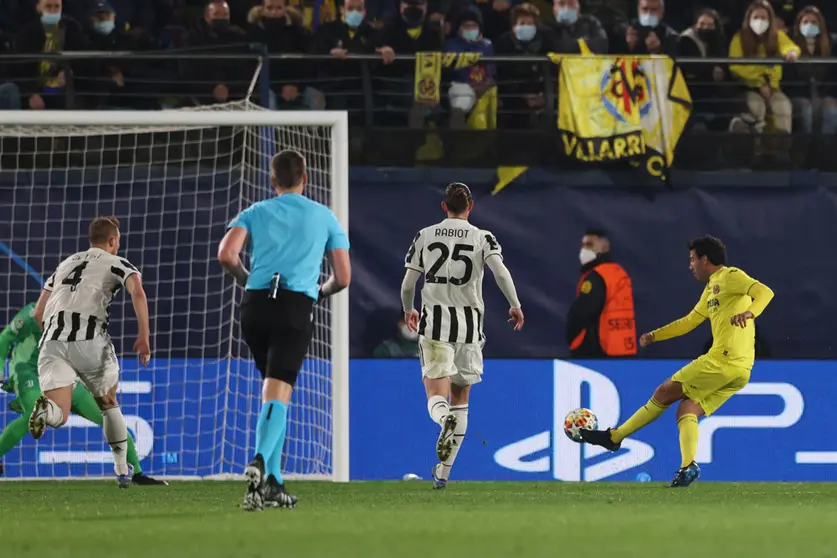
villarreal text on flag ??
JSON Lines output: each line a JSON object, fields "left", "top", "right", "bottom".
{"left": 556, "top": 55, "right": 692, "bottom": 180}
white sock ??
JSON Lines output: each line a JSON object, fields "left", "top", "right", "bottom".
{"left": 427, "top": 395, "right": 450, "bottom": 426}
{"left": 102, "top": 407, "right": 130, "bottom": 476}
{"left": 438, "top": 405, "right": 468, "bottom": 480}
{"left": 44, "top": 398, "right": 64, "bottom": 427}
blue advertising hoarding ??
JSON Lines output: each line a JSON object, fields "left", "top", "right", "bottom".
{"left": 1, "top": 359, "right": 835, "bottom": 482}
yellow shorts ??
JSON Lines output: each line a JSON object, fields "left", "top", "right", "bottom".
{"left": 671, "top": 355, "right": 751, "bottom": 416}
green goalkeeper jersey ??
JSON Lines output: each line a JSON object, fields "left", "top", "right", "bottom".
{"left": 0, "top": 303, "right": 41, "bottom": 393}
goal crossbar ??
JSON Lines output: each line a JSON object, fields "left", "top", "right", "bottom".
{"left": 0, "top": 110, "right": 348, "bottom": 128}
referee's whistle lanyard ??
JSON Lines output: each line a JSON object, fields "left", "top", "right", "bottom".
{"left": 269, "top": 273, "right": 282, "bottom": 299}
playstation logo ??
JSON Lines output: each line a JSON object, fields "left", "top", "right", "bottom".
{"left": 493, "top": 360, "right": 655, "bottom": 481}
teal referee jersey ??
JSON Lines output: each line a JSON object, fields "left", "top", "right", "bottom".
{"left": 228, "top": 193, "right": 349, "bottom": 300}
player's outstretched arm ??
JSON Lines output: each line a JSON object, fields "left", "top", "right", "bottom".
{"left": 485, "top": 255, "right": 524, "bottom": 330}
{"left": 125, "top": 274, "right": 151, "bottom": 366}
{"left": 217, "top": 227, "right": 250, "bottom": 286}
{"left": 320, "top": 248, "right": 352, "bottom": 300}
{"left": 642, "top": 310, "right": 706, "bottom": 347}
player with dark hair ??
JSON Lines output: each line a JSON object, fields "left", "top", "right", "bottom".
{"left": 401, "top": 182, "right": 524, "bottom": 488}
{"left": 580, "top": 235, "right": 775, "bottom": 487}
{"left": 29, "top": 216, "right": 152, "bottom": 488}
{"left": 219, "top": 149, "right": 351, "bottom": 511}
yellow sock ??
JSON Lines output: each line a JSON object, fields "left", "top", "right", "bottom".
{"left": 677, "top": 414, "right": 699, "bottom": 468}
{"left": 611, "top": 398, "right": 668, "bottom": 443}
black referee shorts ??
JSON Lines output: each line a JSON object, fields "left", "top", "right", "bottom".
{"left": 240, "top": 289, "right": 314, "bottom": 386}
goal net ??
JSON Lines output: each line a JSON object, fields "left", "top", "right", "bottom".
{"left": 0, "top": 101, "right": 349, "bottom": 481}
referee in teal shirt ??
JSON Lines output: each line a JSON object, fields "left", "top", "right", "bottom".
{"left": 218, "top": 150, "right": 351, "bottom": 511}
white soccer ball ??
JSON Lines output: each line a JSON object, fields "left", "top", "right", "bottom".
{"left": 564, "top": 408, "right": 599, "bottom": 443}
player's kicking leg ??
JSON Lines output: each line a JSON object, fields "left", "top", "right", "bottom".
{"left": 580, "top": 378, "right": 685, "bottom": 464}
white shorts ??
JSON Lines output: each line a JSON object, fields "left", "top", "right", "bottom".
{"left": 38, "top": 334, "right": 120, "bottom": 397}
{"left": 418, "top": 336, "right": 484, "bottom": 386}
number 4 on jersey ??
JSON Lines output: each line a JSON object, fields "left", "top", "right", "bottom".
{"left": 61, "top": 261, "right": 88, "bottom": 292}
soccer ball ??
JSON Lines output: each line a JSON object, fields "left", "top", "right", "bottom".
{"left": 564, "top": 408, "right": 598, "bottom": 443}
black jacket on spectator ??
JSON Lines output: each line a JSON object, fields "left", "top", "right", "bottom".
{"left": 545, "top": 14, "right": 609, "bottom": 54}
{"left": 378, "top": 17, "right": 444, "bottom": 79}
{"left": 14, "top": 17, "right": 88, "bottom": 101}
{"left": 474, "top": 3, "right": 511, "bottom": 45}
{"left": 782, "top": 38, "right": 837, "bottom": 100}
{"left": 614, "top": 19, "right": 679, "bottom": 56}
{"left": 678, "top": 28, "right": 736, "bottom": 115}
{"left": 84, "top": 26, "right": 158, "bottom": 109}
{"left": 182, "top": 19, "right": 251, "bottom": 104}
{"left": 247, "top": 14, "right": 313, "bottom": 94}
{"left": 313, "top": 19, "right": 381, "bottom": 86}
{"left": 494, "top": 25, "right": 560, "bottom": 128}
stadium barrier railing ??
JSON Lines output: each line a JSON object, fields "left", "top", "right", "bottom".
{"left": 1, "top": 51, "right": 836, "bottom": 170}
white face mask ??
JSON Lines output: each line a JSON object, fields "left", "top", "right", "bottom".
{"left": 399, "top": 323, "right": 418, "bottom": 341}
{"left": 750, "top": 18, "right": 769, "bottom": 35}
{"left": 579, "top": 247, "right": 597, "bottom": 265}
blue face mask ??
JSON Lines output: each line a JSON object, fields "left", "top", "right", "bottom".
{"left": 800, "top": 22, "right": 820, "bottom": 38}
{"left": 514, "top": 24, "right": 537, "bottom": 42}
{"left": 462, "top": 28, "right": 479, "bottom": 41}
{"left": 94, "top": 20, "right": 115, "bottom": 35}
{"left": 41, "top": 12, "right": 61, "bottom": 25}
{"left": 345, "top": 10, "right": 364, "bottom": 28}
{"left": 555, "top": 8, "right": 578, "bottom": 24}
{"left": 638, "top": 13, "right": 659, "bottom": 27}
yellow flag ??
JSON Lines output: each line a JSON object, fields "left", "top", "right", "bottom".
{"left": 493, "top": 166, "right": 528, "bottom": 195}
{"left": 555, "top": 55, "right": 692, "bottom": 181}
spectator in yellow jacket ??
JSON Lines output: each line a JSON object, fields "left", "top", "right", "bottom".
{"left": 729, "top": 0, "right": 800, "bottom": 135}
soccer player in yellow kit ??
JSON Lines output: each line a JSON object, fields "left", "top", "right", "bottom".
{"left": 580, "top": 236, "right": 775, "bottom": 487}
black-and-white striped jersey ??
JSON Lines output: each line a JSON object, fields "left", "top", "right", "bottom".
{"left": 41, "top": 248, "right": 140, "bottom": 344}
{"left": 404, "top": 218, "right": 503, "bottom": 344}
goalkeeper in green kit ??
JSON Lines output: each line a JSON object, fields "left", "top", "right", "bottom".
{"left": 0, "top": 302, "right": 166, "bottom": 485}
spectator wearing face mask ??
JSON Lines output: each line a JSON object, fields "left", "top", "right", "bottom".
{"left": 247, "top": 0, "right": 321, "bottom": 111}
{"left": 82, "top": 1, "right": 157, "bottom": 109}
{"left": 494, "top": 3, "right": 560, "bottom": 129}
{"left": 616, "top": 0, "right": 679, "bottom": 56}
{"left": 444, "top": 6, "right": 497, "bottom": 129}
{"left": 373, "top": 315, "right": 420, "bottom": 357}
{"left": 784, "top": 6, "right": 837, "bottom": 135}
{"left": 729, "top": 0, "right": 800, "bottom": 139}
{"left": 566, "top": 228, "right": 637, "bottom": 359}
{"left": 679, "top": 9, "right": 733, "bottom": 132}
{"left": 183, "top": 1, "right": 249, "bottom": 105}
{"left": 545, "top": 0, "right": 607, "bottom": 54}
{"left": 313, "top": 0, "right": 383, "bottom": 122}
{"left": 14, "top": 0, "right": 88, "bottom": 110}
{"left": 375, "top": 0, "right": 444, "bottom": 127}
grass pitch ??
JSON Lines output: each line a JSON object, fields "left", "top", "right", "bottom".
{"left": 1, "top": 481, "right": 835, "bottom": 558}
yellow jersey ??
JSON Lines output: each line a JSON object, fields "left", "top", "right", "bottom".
{"left": 694, "top": 267, "right": 760, "bottom": 366}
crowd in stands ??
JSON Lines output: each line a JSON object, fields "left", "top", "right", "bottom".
{"left": 0, "top": 0, "right": 836, "bottom": 135}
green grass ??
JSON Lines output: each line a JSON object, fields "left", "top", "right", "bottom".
{"left": 2, "top": 481, "right": 836, "bottom": 558}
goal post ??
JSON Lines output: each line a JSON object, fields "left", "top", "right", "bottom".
{"left": 0, "top": 106, "right": 350, "bottom": 482}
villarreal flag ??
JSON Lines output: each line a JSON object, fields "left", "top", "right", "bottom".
{"left": 555, "top": 55, "right": 692, "bottom": 181}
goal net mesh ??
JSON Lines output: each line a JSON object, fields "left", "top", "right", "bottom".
{"left": 0, "top": 100, "right": 337, "bottom": 479}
